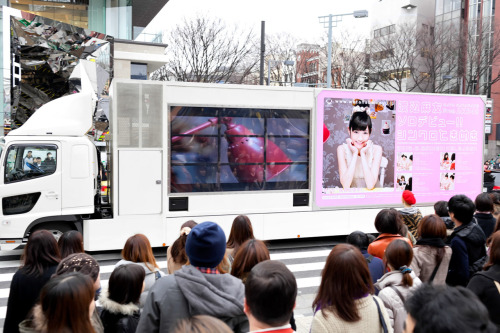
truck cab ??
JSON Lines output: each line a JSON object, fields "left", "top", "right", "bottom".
{"left": 0, "top": 92, "right": 99, "bottom": 244}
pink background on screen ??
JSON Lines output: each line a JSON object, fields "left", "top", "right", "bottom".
{"left": 315, "top": 90, "right": 485, "bottom": 208}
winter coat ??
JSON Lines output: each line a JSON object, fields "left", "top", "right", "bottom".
{"left": 4, "top": 265, "right": 58, "bottom": 333}
{"left": 467, "top": 264, "right": 500, "bottom": 329}
{"left": 135, "top": 265, "right": 248, "bottom": 333}
{"left": 362, "top": 250, "right": 385, "bottom": 285}
{"left": 410, "top": 245, "right": 452, "bottom": 285}
{"left": 114, "top": 260, "right": 166, "bottom": 307}
{"left": 474, "top": 213, "right": 497, "bottom": 239}
{"left": 367, "top": 234, "right": 413, "bottom": 260}
{"left": 311, "top": 295, "right": 393, "bottom": 333}
{"left": 446, "top": 221, "right": 487, "bottom": 286}
{"left": 99, "top": 290, "right": 141, "bottom": 333}
{"left": 399, "top": 208, "right": 423, "bottom": 239}
{"left": 374, "top": 271, "right": 422, "bottom": 333}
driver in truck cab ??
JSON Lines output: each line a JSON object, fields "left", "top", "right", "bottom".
{"left": 23, "top": 151, "right": 34, "bottom": 171}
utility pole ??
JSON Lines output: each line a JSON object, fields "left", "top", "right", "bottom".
{"left": 319, "top": 10, "right": 368, "bottom": 89}
{"left": 259, "top": 21, "right": 265, "bottom": 85}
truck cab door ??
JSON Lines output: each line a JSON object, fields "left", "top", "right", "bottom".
{"left": 1, "top": 143, "right": 61, "bottom": 239}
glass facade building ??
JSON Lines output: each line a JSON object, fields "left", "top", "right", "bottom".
{"left": 8, "top": 0, "right": 167, "bottom": 39}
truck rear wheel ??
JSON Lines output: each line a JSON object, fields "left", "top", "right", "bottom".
{"left": 31, "top": 222, "right": 74, "bottom": 242}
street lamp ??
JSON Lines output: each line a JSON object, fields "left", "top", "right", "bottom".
{"left": 319, "top": 10, "right": 368, "bottom": 88}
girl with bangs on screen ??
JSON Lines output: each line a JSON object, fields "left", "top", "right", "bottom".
{"left": 337, "top": 111, "right": 383, "bottom": 190}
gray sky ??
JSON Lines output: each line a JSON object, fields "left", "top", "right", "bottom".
{"left": 145, "top": 0, "right": 373, "bottom": 44}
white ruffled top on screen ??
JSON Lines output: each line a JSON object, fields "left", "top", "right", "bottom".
{"left": 342, "top": 142, "right": 379, "bottom": 188}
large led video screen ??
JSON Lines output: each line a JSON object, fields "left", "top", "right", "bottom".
{"left": 170, "top": 107, "right": 310, "bottom": 193}
{"left": 316, "top": 90, "right": 484, "bottom": 207}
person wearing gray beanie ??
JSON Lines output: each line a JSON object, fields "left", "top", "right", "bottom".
{"left": 137, "top": 222, "right": 248, "bottom": 333}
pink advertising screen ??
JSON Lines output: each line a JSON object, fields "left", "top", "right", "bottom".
{"left": 315, "top": 90, "right": 485, "bottom": 208}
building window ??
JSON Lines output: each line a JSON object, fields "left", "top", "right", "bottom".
{"left": 131, "top": 63, "right": 147, "bottom": 80}
{"left": 374, "top": 24, "right": 396, "bottom": 38}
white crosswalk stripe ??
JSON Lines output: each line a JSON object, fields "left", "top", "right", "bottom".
{"left": 0, "top": 247, "right": 330, "bottom": 332}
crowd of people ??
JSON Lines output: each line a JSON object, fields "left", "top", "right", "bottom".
{"left": 3, "top": 192, "right": 500, "bottom": 333}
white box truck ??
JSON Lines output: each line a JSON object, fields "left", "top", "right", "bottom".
{"left": 0, "top": 78, "right": 486, "bottom": 251}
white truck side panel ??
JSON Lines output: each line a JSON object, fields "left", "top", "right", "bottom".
{"left": 83, "top": 215, "right": 164, "bottom": 251}
{"left": 61, "top": 139, "right": 96, "bottom": 212}
{"left": 118, "top": 150, "right": 162, "bottom": 215}
{"left": 84, "top": 205, "right": 435, "bottom": 251}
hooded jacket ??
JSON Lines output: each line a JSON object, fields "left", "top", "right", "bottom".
{"left": 114, "top": 260, "right": 165, "bottom": 307}
{"left": 446, "top": 221, "right": 487, "bottom": 286}
{"left": 135, "top": 265, "right": 248, "bottom": 333}
{"left": 99, "top": 290, "right": 140, "bottom": 333}
{"left": 374, "top": 271, "right": 422, "bottom": 333}
{"left": 398, "top": 207, "right": 422, "bottom": 239}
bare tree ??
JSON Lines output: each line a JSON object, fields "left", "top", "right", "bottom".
{"left": 461, "top": 19, "right": 500, "bottom": 96}
{"left": 330, "top": 31, "right": 368, "bottom": 89}
{"left": 412, "top": 20, "right": 462, "bottom": 93}
{"left": 369, "top": 23, "right": 429, "bottom": 92}
{"left": 265, "top": 32, "right": 297, "bottom": 86}
{"left": 151, "top": 16, "right": 258, "bottom": 84}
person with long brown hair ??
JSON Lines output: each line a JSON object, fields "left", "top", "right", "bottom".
{"left": 20, "top": 272, "right": 97, "bottom": 333}
{"left": 167, "top": 220, "right": 198, "bottom": 274}
{"left": 226, "top": 215, "right": 255, "bottom": 263}
{"left": 57, "top": 230, "right": 84, "bottom": 259}
{"left": 374, "top": 239, "right": 422, "bottom": 333}
{"left": 230, "top": 239, "right": 270, "bottom": 282}
{"left": 4, "top": 230, "right": 61, "bottom": 333}
{"left": 311, "top": 244, "right": 391, "bottom": 333}
{"left": 410, "top": 214, "right": 452, "bottom": 285}
{"left": 468, "top": 230, "right": 500, "bottom": 329}
{"left": 115, "top": 234, "right": 165, "bottom": 307}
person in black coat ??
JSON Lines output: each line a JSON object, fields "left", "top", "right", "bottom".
{"left": 99, "top": 264, "right": 145, "bottom": 333}
{"left": 467, "top": 231, "right": 500, "bottom": 329}
{"left": 474, "top": 193, "right": 497, "bottom": 239}
{"left": 446, "top": 195, "right": 487, "bottom": 286}
{"left": 4, "top": 230, "right": 60, "bottom": 333}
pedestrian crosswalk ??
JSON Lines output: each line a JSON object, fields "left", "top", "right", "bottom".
{"left": 0, "top": 245, "right": 333, "bottom": 333}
